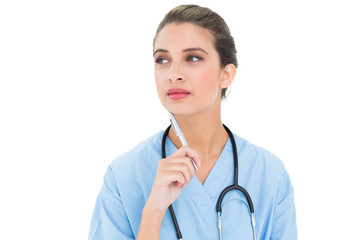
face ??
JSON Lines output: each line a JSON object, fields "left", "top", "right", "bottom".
{"left": 153, "top": 23, "right": 230, "bottom": 117}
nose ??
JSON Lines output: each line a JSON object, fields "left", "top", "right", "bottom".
{"left": 168, "top": 62, "right": 185, "bottom": 82}
{"left": 168, "top": 73, "right": 184, "bottom": 82}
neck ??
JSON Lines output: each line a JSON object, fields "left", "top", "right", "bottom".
{"left": 168, "top": 108, "right": 228, "bottom": 162}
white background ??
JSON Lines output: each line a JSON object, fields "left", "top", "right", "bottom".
{"left": 0, "top": 0, "right": 359, "bottom": 239}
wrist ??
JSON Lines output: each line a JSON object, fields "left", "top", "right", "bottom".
{"left": 137, "top": 204, "right": 166, "bottom": 240}
{"left": 142, "top": 203, "right": 167, "bottom": 220}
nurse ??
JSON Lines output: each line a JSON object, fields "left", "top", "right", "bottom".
{"left": 89, "top": 4, "right": 297, "bottom": 240}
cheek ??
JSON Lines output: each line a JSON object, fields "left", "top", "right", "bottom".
{"left": 196, "top": 67, "right": 221, "bottom": 93}
{"left": 154, "top": 70, "right": 164, "bottom": 89}
{"left": 154, "top": 69, "right": 168, "bottom": 102}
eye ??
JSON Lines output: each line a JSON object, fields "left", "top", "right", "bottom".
{"left": 155, "top": 57, "right": 169, "bottom": 64}
{"left": 186, "top": 55, "right": 203, "bottom": 62}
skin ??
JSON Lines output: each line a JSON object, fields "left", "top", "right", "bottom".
{"left": 137, "top": 22, "right": 236, "bottom": 239}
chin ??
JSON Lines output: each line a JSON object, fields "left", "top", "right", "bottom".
{"left": 165, "top": 105, "right": 193, "bottom": 116}
{"left": 163, "top": 98, "right": 217, "bottom": 117}
{"left": 167, "top": 105, "right": 209, "bottom": 118}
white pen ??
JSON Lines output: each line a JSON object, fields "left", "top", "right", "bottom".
{"left": 169, "top": 112, "right": 199, "bottom": 172}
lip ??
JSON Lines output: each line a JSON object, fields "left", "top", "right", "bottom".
{"left": 167, "top": 88, "right": 191, "bottom": 100}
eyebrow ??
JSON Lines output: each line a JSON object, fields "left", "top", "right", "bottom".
{"left": 153, "top": 48, "right": 208, "bottom": 57}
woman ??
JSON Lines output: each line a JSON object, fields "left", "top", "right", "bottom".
{"left": 89, "top": 5, "right": 297, "bottom": 240}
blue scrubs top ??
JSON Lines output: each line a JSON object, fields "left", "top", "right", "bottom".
{"left": 88, "top": 130, "right": 297, "bottom": 239}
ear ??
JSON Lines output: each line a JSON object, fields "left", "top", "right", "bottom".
{"left": 220, "top": 63, "right": 236, "bottom": 89}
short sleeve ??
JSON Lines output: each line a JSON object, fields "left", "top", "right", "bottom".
{"left": 270, "top": 168, "right": 298, "bottom": 240}
{"left": 88, "top": 166, "right": 135, "bottom": 240}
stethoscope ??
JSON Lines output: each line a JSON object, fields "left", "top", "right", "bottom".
{"left": 161, "top": 124, "right": 257, "bottom": 240}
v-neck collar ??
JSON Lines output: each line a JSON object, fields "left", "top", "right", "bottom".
{"left": 165, "top": 137, "right": 234, "bottom": 220}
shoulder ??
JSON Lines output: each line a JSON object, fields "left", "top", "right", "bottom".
{"left": 233, "top": 133, "right": 292, "bottom": 196}
{"left": 234, "top": 133, "right": 286, "bottom": 175}
{"left": 233, "top": 133, "right": 293, "bottom": 203}
{"left": 105, "top": 131, "right": 165, "bottom": 190}
{"left": 110, "top": 131, "right": 163, "bottom": 171}
{"left": 234, "top": 134, "right": 283, "bottom": 166}
{"left": 99, "top": 130, "right": 167, "bottom": 213}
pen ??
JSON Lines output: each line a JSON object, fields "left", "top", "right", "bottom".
{"left": 169, "top": 112, "right": 199, "bottom": 172}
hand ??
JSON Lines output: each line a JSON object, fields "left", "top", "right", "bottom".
{"left": 145, "top": 146, "right": 201, "bottom": 214}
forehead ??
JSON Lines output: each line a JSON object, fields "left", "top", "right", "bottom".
{"left": 154, "top": 22, "right": 215, "bottom": 52}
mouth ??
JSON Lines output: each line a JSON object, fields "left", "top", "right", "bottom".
{"left": 167, "top": 88, "right": 191, "bottom": 100}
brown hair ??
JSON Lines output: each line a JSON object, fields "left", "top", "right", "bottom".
{"left": 153, "top": 4, "right": 237, "bottom": 99}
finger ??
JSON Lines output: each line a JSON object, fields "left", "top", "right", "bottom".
{"left": 161, "top": 156, "right": 196, "bottom": 177}
{"left": 170, "top": 146, "right": 201, "bottom": 168}
{"left": 159, "top": 158, "right": 195, "bottom": 183}
{"left": 161, "top": 161, "right": 194, "bottom": 184}
{"left": 161, "top": 170, "right": 186, "bottom": 187}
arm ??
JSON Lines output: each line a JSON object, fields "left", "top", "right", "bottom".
{"left": 89, "top": 146, "right": 200, "bottom": 240}
{"left": 270, "top": 168, "right": 298, "bottom": 240}
{"left": 88, "top": 167, "right": 135, "bottom": 240}
{"left": 136, "top": 146, "right": 201, "bottom": 240}
{"left": 136, "top": 205, "right": 166, "bottom": 239}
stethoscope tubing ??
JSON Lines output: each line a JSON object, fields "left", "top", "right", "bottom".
{"left": 216, "top": 124, "right": 255, "bottom": 214}
{"left": 161, "top": 124, "right": 256, "bottom": 240}
{"left": 162, "top": 126, "right": 183, "bottom": 240}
